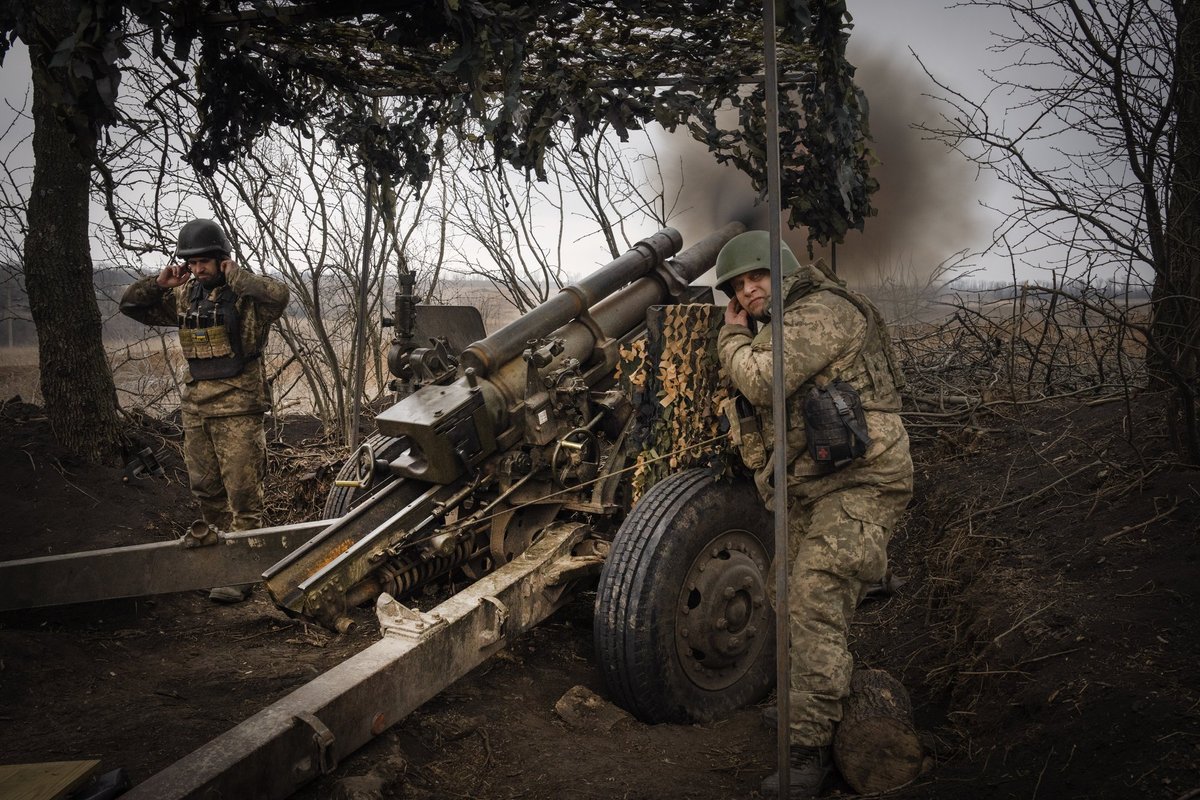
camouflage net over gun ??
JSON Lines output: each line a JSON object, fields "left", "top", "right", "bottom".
{"left": 616, "top": 304, "right": 733, "bottom": 503}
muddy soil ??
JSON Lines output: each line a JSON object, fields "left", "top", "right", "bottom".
{"left": 1, "top": 392, "right": 1197, "bottom": 799}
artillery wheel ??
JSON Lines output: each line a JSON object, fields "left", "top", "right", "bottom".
{"left": 323, "top": 433, "right": 408, "bottom": 518}
{"left": 594, "top": 467, "right": 774, "bottom": 723}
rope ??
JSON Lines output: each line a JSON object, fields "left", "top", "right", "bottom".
{"left": 431, "top": 430, "right": 733, "bottom": 535}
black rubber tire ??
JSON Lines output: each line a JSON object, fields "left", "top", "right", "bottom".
{"left": 322, "top": 433, "right": 408, "bottom": 518}
{"left": 594, "top": 467, "right": 775, "bottom": 723}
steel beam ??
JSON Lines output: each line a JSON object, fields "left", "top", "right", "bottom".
{"left": 0, "top": 520, "right": 331, "bottom": 611}
{"left": 122, "top": 522, "right": 592, "bottom": 800}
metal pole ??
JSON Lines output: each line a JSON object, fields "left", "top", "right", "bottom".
{"left": 763, "top": 1, "right": 791, "bottom": 795}
{"left": 349, "top": 168, "right": 375, "bottom": 450}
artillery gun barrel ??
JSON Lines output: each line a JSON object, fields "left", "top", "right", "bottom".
{"left": 374, "top": 222, "right": 744, "bottom": 484}
{"left": 588, "top": 220, "right": 744, "bottom": 342}
{"left": 461, "top": 228, "right": 683, "bottom": 377}
{"left": 479, "top": 221, "right": 746, "bottom": 414}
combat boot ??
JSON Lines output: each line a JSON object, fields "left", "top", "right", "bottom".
{"left": 761, "top": 745, "right": 833, "bottom": 799}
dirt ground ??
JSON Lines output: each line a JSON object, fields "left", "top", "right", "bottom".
{"left": 1, "top": 390, "right": 1198, "bottom": 800}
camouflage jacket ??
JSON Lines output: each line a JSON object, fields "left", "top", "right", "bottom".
{"left": 119, "top": 263, "right": 290, "bottom": 417}
{"left": 717, "top": 265, "right": 911, "bottom": 505}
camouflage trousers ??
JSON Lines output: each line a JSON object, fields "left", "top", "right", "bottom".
{"left": 182, "top": 411, "right": 267, "bottom": 532}
{"left": 776, "top": 477, "right": 912, "bottom": 747}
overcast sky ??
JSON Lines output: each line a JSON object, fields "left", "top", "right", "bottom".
{"left": 848, "top": 0, "right": 1014, "bottom": 254}
{"left": 838, "top": 1, "right": 1016, "bottom": 281}
{"left": 0, "top": 4, "right": 1029, "bottom": 282}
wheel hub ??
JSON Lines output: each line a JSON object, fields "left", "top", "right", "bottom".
{"left": 676, "top": 530, "right": 770, "bottom": 690}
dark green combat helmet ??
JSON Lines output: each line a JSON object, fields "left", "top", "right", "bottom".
{"left": 175, "top": 219, "right": 232, "bottom": 258}
{"left": 713, "top": 230, "right": 801, "bottom": 295}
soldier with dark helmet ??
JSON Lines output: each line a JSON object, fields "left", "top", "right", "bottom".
{"left": 715, "top": 230, "right": 913, "bottom": 798}
{"left": 120, "top": 219, "right": 290, "bottom": 603}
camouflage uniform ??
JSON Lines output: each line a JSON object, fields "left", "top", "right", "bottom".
{"left": 718, "top": 264, "right": 913, "bottom": 748}
{"left": 120, "top": 263, "right": 289, "bottom": 532}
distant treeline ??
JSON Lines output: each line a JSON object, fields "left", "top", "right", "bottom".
{"left": 0, "top": 265, "right": 1154, "bottom": 350}
{"left": 2, "top": 265, "right": 192, "bottom": 346}
{"left": 1, "top": 268, "right": 35, "bottom": 347}
{"left": 0, "top": 264, "right": 519, "bottom": 348}
{"left": 943, "top": 278, "right": 1153, "bottom": 303}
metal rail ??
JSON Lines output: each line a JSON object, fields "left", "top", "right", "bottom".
{"left": 0, "top": 520, "right": 330, "bottom": 612}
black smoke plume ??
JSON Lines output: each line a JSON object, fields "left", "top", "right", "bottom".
{"left": 663, "top": 51, "right": 983, "bottom": 287}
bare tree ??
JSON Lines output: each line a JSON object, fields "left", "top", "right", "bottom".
{"left": 443, "top": 149, "right": 567, "bottom": 314}
{"left": 0, "top": 90, "right": 31, "bottom": 351}
{"left": 18, "top": 0, "right": 124, "bottom": 463}
{"left": 918, "top": 0, "right": 1200, "bottom": 462}
{"left": 443, "top": 128, "right": 680, "bottom": 313}
{"left": 551, "top": 128, "right": 682, "bottom": 260}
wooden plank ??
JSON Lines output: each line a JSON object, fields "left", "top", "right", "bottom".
{"left": 0, "top": 760, "right": 101, "bottom": 800}
{"left": 122, "top": 524, "right": 588, "bottom": 800}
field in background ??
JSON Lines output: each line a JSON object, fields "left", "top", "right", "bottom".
{"left": 1, "top": 276, "right": 1149, "bottom": 423}
{"left": 0, "top": 279, "right": 524, "bottom": 416}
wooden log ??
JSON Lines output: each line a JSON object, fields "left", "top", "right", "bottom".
{"left": 833, "top": 669, "right": 924, "bottom": 793}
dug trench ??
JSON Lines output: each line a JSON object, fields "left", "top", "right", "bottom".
{"left": 0, "top": 391, "right": 1197, "bottom": 800}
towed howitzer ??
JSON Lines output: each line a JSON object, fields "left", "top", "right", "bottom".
{"left": 257, "top": 220, "right": 776, "bottom": 732}
{"left": 263, "top": 223, "right": 749, "bottom": 632}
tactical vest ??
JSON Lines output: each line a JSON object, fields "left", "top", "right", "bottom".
{"left": 727, "top": 268, "right": 906, "bottom": 476}
{"left": 178, "top": 282, "right": 256, "bottom": 380}
{"left": 781, "top": 274, "right": 906, "bottom": 412}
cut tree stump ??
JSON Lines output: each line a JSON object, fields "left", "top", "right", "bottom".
{"left": 833, "top": 669, "right": 924, "bottom": 793}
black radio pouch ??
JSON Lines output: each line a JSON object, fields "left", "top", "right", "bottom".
{"left": 804, "top": 378, "right": 872, "bottom": 471}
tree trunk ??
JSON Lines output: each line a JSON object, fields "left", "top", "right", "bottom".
{"left": 23, "top": 0, "right": 124, "bottom": 465}
{"left": 1150, "top": 1, "right": 1200, "bottom": 464}
{"left": 832, "top": 668, "right": 924, "bottom": 794}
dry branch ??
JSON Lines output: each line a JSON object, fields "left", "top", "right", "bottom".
{"left": 1100, "top": 499, "right": 1183, "bottom": 544}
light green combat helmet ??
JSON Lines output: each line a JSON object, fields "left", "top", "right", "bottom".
{"left": 714, "top": 230, "right": 801, "bottom": 295}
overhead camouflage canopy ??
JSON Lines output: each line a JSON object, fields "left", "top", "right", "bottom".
{"left": 1, "top": 0, "right": 876, "bottom": 243}
{"left": 0, "top": 0, "right": 875, "bottom": 462}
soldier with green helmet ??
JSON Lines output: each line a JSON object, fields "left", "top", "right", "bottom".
{"left": 715, "top": 230, "right": 913, "bottom": 798}
{"left": 120, "top": 219, "right": 290, "bottom": 604}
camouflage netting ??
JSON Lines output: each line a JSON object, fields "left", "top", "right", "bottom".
{"left": 617, "top": 304, "right": 732, "bottom": 502}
